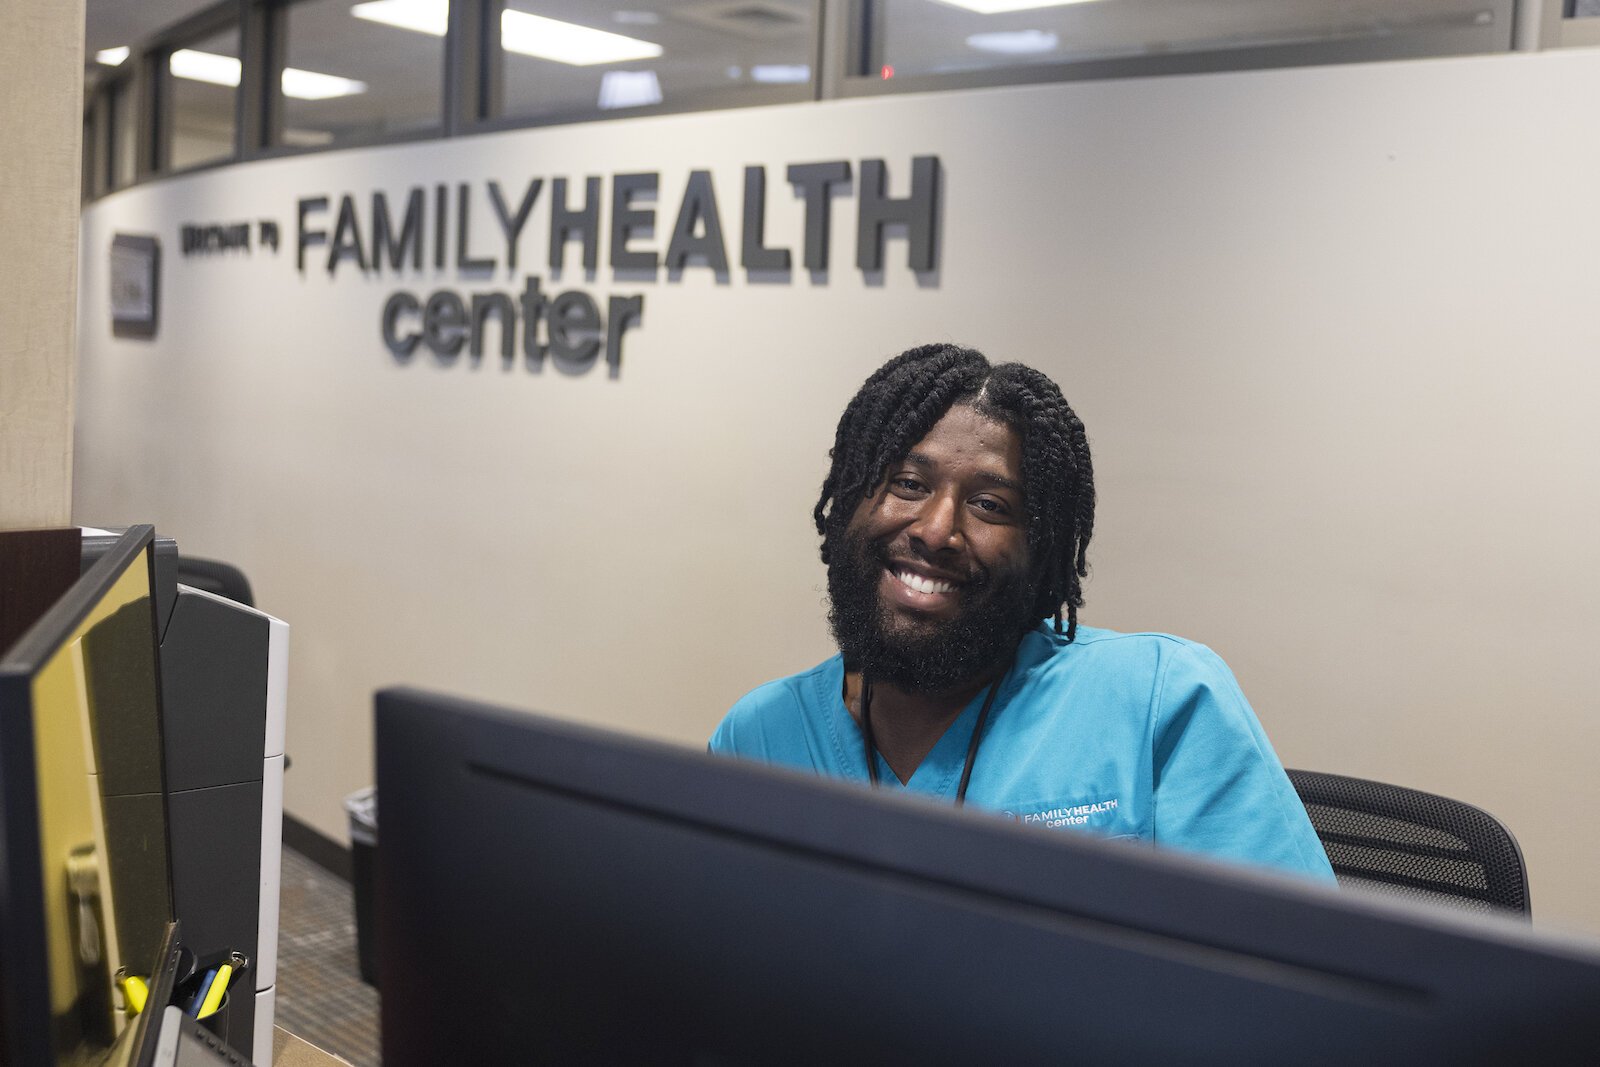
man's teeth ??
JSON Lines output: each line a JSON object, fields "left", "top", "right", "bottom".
{"left": 894, "top": 569, "right": 955, "bottom": 595}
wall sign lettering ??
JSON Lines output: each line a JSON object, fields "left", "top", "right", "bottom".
{"left": 173, "top": 156, "right": 941, "bottom": 379}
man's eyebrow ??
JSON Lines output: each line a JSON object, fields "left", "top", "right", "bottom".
{"left": 977, "top": 471, "right": 1025, "bottom": 493}
{"left": 902, "top": 451, "right": 1023, "bottom": 494}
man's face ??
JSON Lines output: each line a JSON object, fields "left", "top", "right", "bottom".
{"left": 827, "top": 404, "right": 1036, "bottom": 693}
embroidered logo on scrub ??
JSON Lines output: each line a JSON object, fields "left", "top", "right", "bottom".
{"left": 1002, "top": 797, "right": 1119, "bottom": 829}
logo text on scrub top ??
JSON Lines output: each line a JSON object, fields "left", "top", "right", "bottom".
{"left": 1007, "top": 798, "right": 1118, "bottom": 828}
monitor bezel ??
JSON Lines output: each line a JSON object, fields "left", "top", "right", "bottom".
{"left": 0, "top": 525, "right": 165, "bottom": 1067}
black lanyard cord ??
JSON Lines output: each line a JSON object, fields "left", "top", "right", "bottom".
{"left": 860, "top": 659, "right": 1013, "bottom": 805}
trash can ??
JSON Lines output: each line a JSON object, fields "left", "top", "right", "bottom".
{"left": 344, "top": 787, "right": 378, "bottom": 986}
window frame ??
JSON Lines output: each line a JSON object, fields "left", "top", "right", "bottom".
{"left": 80, "top": 0, "right": 1532, "bottom": 202}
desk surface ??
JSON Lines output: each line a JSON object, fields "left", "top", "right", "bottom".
{"left": 271, "top": 1026, "right": 351, "bottom": 1066}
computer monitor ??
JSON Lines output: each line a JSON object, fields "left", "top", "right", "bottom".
{"left": 1, "top": 526, "right": 175, "bottom": 1066}
{"left": 375, "top": 687, "right": 1600, "bottom": 1064}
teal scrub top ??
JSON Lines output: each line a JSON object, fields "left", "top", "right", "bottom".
{"left": 711, "top": 624, "right": 1335, "bottom": 883}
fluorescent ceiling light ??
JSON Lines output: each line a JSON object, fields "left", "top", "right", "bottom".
{"left": 933, "top": 0, "right": 1103, "bottom": 13}
{"left": 597, "top": 70, "right": 663, "bottom": 109}
{"left": 169, "top": 50, "right": 367, "bottom": 100}
{"left": 751, "top": 64, "right": 810, "bottom": 84}
{"left": 283, "top": 127, "right": 336, "bottom": 147}
{"left": 352, "top": 0, "right": 662, "bottom": 65}
{"left": 966, "top": 29, "right": 1059, "bottom": 54}
{"left": 282, "top": 68, "right": 369, "bottom": 100}
{"left": 503, "top": 10, "right": 662, "bottom": 64}
{"left": 96, "top": 46, "right": 130, "bottom": 66}
{"left": 351, "top": 0, "right": 446, "bottom": 36}
{"left": 169, "top": 49, "right": 242, "bottom": 87}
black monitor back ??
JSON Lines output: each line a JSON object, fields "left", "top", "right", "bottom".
{"left": 375, "top": 687, "right": 1600, "bottom": 1066}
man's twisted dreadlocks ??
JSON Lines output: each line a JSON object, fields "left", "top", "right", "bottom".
{"left": 814, "top": 343, "right": 1096, "bottom": 640}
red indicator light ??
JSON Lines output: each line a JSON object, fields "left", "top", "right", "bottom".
{"left": 881, "top": 64, "right": 894, "bottom": 80}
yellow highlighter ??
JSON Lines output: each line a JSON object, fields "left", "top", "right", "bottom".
{"left": 121, "top": 975, "right": 149, "bottom": 1016}
{"left": 197, "top": 963, "right": 232, "bottom": 1019}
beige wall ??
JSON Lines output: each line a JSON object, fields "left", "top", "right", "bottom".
{"left": 75, "top": 48, "right": 1600, "bottom": 936}
{"left": 0, "top": 0, "right": 83, "bottom": 529}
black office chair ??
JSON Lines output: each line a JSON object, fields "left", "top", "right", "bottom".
{"left": 175, "top": 556, "right": 254, "bottom": 608}
{"left": 1285, "top": 769, "right": 1530, "bottom": 918}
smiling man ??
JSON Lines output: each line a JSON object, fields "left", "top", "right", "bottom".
{"left": 710, "top": 343, "right": 1334, "bottom": 881}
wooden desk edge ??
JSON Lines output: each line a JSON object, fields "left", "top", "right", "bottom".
{"left": 272, "top": 1025, "right": 354, "bottom": 1066}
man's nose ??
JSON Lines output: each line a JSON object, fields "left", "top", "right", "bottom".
{"left": 908, "top": 492, "right": 963, "bottom": 553}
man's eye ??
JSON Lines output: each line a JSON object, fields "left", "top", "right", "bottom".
{"left": 972, "top": 497, "right": 1012, "bottom": 517}
{"left": 890, "top": 477, "right": 926, "bottom": 495}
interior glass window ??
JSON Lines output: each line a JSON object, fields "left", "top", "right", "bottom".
{"left": 873, "top": 0, "right": 1502, "bottom": 79}
{"left": 283, "top": 0, "right": 446, "bottom": 147}
{"left": 169, "top": 26, "right": 240, "bottom": 171}
{"left": 499, "top": 1, "right": 819, "bottom": 124}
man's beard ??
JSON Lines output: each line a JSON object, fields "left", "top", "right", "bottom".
{"left": 826, "top": 528, "right": 1036, "bottom": 694}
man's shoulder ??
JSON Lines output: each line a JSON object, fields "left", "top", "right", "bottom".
{"left": 1031, "top": 623, "right": 1222, "bottom": 667}
{"left": 1021, "top": 624, "right": 1239, "bottom": 702}
{"left": 711, "top": 655, "right": 842, "bottom": 755}
{"left": 729, "top": 657, "right": 839, "bottom": 714}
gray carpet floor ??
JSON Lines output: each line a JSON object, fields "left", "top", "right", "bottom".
{"left": 273, "top": 847, "right": 379, "bottom": 1066}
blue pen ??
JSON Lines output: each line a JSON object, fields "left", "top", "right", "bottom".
{"left": 188, "top": 968, "right": 218, "bottom": 1016}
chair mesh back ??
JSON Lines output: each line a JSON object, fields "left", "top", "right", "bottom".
{"left": 1285, "top": 769, "right": 1530, "bottom": 918}
{"left": 175, "top": 556, "right": 254, "bottom": 608}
